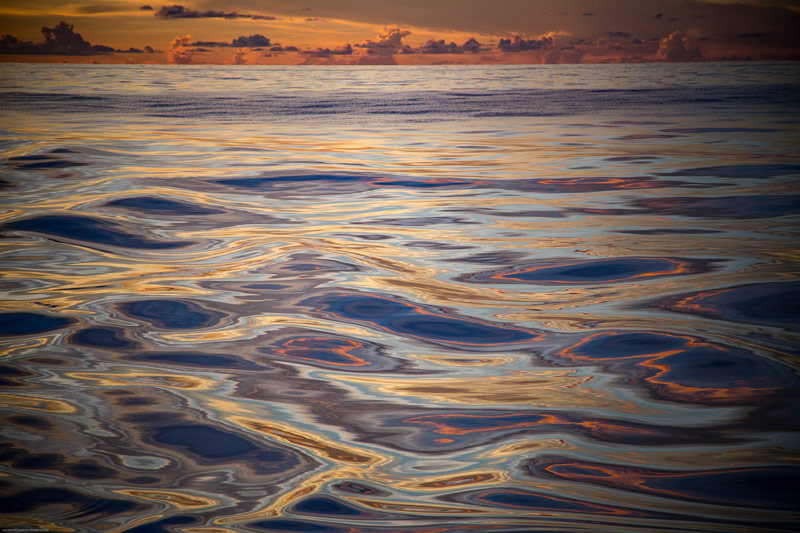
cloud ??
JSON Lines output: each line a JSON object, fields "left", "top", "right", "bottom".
{"left": 656, "top": 30, "right": 703, "bottom": 61}
{"left": 270, "top": 44, "right": 299, "bottom": 52}
{"left": 232, "top": 34, "right": 271, "bottom": 47}
{"left": 232, "top": 48, "right": 247, "bottom": 64}
{"left": 581, "top": 12, "right": 596, "bottom": 16}
{"left": 167, "top": 34, "right": 193, "bottom": 63}
{"left": 0, "top": 21, "right": 114, "bottom": 55}
{"left": 653, "top": 12, "right": 664, "bottom": 19}
{"left": 140, "top": 5, "right": 153, "bottom": 10}
{"left": 498, "top": 34, "right": 555, "bottom": 52}
{"left": 155, "top": 5, "right": 276, "bottom": 20}
{"left": 304, "top": 43, "right": 353, "bottom": 57}
{"left": 418, "top": 37, "right": 484, "bottom": 54}
{"left": 606, "top": 31, "right": 632, "bottom": 38}
{"left": 355, "top": 25, "right": 411, "bottom": 54}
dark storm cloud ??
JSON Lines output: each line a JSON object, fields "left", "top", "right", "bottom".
{"left": 155, "top": 5, "right": 277, "bottom": 20}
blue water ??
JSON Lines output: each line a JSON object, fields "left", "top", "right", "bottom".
{"left": 1, "top": 62, "right": 799, "bottom": 532}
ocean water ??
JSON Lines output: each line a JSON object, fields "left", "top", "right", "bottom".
{"left": 1, "top": 62, "right": 799, "bottom": 532}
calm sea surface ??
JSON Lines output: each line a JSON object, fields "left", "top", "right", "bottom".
{"left": 1, "top": 62, "right": 799, "bottom": 532}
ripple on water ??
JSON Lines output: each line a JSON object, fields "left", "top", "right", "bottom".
{"left": 303, "top": 291, "right": 543, "bottom": 348}
{"left": 524, "top": 456, "right": 800, "bottom": 511}
{"left": 115, "top": 299, "right": 226, "bottom": 329}
{"left": 103, "top": 196, "right": 225, "bottom": 215}
{"left": 2, "top": 215, "right": 195, "bottom": 249}
{"left": 652, "top": 281, "right": 800, "bottom": 331}
{"left": 457, "top": 256, "right": 716, "bottom": 285}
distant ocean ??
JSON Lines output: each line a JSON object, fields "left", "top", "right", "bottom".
{"left": 1, "top": 62, "right": 799, "bottom": 532}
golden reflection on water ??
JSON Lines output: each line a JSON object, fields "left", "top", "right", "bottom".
{"left": 2, "top": 63, "right": 799, "bottom": 531}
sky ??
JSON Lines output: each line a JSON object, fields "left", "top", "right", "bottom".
{"left": 1, "top": 0, "right": 799, "bottom": 64}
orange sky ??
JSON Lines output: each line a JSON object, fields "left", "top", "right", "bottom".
{"left": 1, "top": 0, "right": 799, "bottom": 64}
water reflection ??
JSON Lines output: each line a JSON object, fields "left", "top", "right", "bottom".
{"left": 1, "top": 62, "right": 799, "bottom": 531}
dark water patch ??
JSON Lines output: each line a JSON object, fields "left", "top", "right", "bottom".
{"left": 151, "top": 424, "right": 257, "bottom": 458}
{"left": 124, "top": 515, "right": 198, "bottom": 533}
{"left": 115, "top": 299, "right": 226, "bottom": 329}
{"left": 615, "top": 134, "right": 682, "bottom": 140}
{"left": 442, "top": 488, "right": 654, "bottom": 517}
{"left": 65, "top": 461, "right": 116, "bottom": 480}
{"left": 549, "top": 331, "right": 796, "bottom": 405}
{"left": 334, "top": 232, "right": 394, "bottom": 240}
{"left": 248, "top": 519, "right": 347, "bottom": 532}
{"left": 332, "top": 481, "right": 391, "bottom": 496}
{"left": 0, "top": 311, "right": 76, "bottom": 336}
{"left": 524, "top": 457, "right": 800, "bottom": 510}
{"left": 0, "top": 487, "right": 141, "bottom": 517}
{"left": 303, "top": 292, "right": 542, "bottom": 348}
{"left": 448, "top": 207, "right": 566, "bottom": 218}
{"left": 289, "top": 495, "right": 378, "bottom": 519}
{"left": 13, "top": 453, "right": 62, "bottom": 470}
{"left": 458, "top": 257, "right": 713, "bottom": 285}
{"left": 0, "top": 177, "right": 12, "bottom": 189}
{"left": 616, "top": 228, "right": 721, "bottom": 235}
{"left": 662, "top": 127, "right": 783, "bottom": 134}
{"left": 7, "top": 154, "right": 88, "bottom": 170}
{"left": 68, "top": 326, "right": 139, "bottom": 349}
{"left": 404, "top": 241, "right": 473, "bottom": 250}
{"left": 6, "top": 415, "right": 54, "bottom": 430}
{"left": 605, "top": 156, "right": 662, "bottom": 162}
{"left": 659, "top": 163, "right": 800, "bottom": 178}
{"left": 104, "top": 196, "right": 225, "bottom": 215}
{"left": 652, "top": 281, "right": 800, "bottom": 331}
{"left": 126, "top": 476, "right": 160, "bottom": 484}
{"left": 0, "top": 364, "right": 33, "bottom": 387}
{"left": 481, "top": 176, "right": 705, "bottom": 194}
{"left": 122, "top": 412, "right": 185, "bottom": 424}
{"left": 129, "top": 351, "right": 263, "bottom": 370}
{"left": 115, "top": 396, "right": 159, "bottom": 406}
{"left": 2, "top": 215, "right": 195, "bottom": 249}
{"left": 627, "top": 195, "right": 800, "bottom": 219}
{"left": 352, "top": 216, "right": 478, "bottom": 227}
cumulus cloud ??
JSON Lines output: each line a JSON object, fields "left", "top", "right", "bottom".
{"left": 270, "top": 44, "right": 299, "bottom": 52}
{"left": 498, "top": 34, "right": 555, "bottom": 52}
{"left": 356, "top": 25, "right": 411, "bottom": 54}
{"left": 156, "top": 5, "right": 276, "bottom": 20}
{"left": 167, "top": 34, "right": 193, "bottom": 63}
{"left": 0, "top": 21, "right": 114, "bottom": 55}
{"left": 656, "top": 31, "right": 703, "bottom": 61}
{"left": 140, "top": 5, "right": 153, "bottom": 10}
{"left": 232, "top": 34, "right": 270, "bottom": 47}
{"left": 418, "top": 37, "right": 484, "bottom": 54}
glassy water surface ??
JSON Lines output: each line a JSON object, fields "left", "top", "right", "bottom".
{"left": 1, "top": 63, "right": 799, "bottom": 532}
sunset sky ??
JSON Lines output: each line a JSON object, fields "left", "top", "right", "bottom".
{"left": 1, "top": 0, "right": 799, "bottom": 64}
